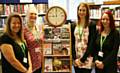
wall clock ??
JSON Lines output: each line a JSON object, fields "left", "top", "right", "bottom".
{"left": 46, "top": 6, "right": 67, "bottom": 27}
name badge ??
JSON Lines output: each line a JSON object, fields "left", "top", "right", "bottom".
{"left": 98, "top": 51, "right": 104, "bottom": 57}
{"left": 35, "top": 48, "right": 41, "bottom": 52}
{"left": 23, "top": 57, "right": 27, "bottom": 63}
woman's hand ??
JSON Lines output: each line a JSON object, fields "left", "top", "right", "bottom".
{"left": 74, "top": 59, "right": 81, "bottom": 67}
{"left": 95, "top": 60, "right": 104, "bottom": 69}
{"left": 74, "top": 58, "right": 84, "bottom": 67}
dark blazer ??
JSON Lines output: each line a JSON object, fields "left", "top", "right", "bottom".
{"left": 71, "top": 22, "right": 76, "bottom": 60}
{"left": 94, "top": 29, "right": 120, "bottom": 73}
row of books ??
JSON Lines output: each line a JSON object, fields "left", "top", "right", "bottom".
{"left": 115, "top": 7, "right": 120, "bottom": 20}
{"left": 43, "top": 25, "right": 72, "bottom": 72}
{"left": 44, "top": 27, "right": 70, "bottom": 39}
{"left": 43, "top": 42, "right": 70, "bottom": 55}
{"left": 90, "top": 8, "right": 101, "bottom": 19}
{"left": 0, "top": 16, "right": 45, "bottom": 28}
{"left": 90, "top": 5, "right": 120, "bottom": 20}
{"left": 0, "top": 4, "right": 48, "bottom": 15}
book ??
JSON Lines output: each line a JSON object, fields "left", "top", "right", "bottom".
{"left": 44, "top": 58, "right": 53, "bottom": 72}
{"left": 52, "top": 43, "right": 62, "bottom": 55}
{"left": 61, "top": 42, "right": 70, "bottom": 55}
{"left": 43, "top": 43, "right": 52, "bottom": 55}
{"left": 52, "top": 27, "right": 61, "bottom": 39}
{"left": 61, "top": 27, "right": 70, "bottom": 39}
{"left": 61, "top": 58, "right": 70, "bottom": 72}
{"left": 44, "top": 27, "right": 53, "bottom": 39}
{"left": 53, "top": 57, "right": 70, "bottom": 72}
{"left": 0, "top": 4, "right": 4, "bottom": 15}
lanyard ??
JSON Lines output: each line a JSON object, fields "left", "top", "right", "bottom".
{"left": 78, "top": 26, "right": 83, "bottom": 41}
{"left": 100, "top": 35, "right": 107, "bottom": 50}
{"left": 21, "top": 43, "right": 26, "bottom": 57}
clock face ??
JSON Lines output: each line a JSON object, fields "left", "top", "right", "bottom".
{"left": 46, "top": 6, "right": 67, "bottom": 27}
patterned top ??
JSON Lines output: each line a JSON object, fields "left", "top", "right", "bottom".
{"left": 74, "top": 25, "right": 93, "bottom": 69}
{"left": 24, "top": 25, "right": 43, "bottom": 72}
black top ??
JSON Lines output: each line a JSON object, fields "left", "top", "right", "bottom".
{"left": 0, "top": 34, "right": 29, "bottom": 73}
{"left": 94, "top": 29, "right": 119, "bottom": 73}
{"left": 71, "top": 21, "right": 97, "bottom": 62}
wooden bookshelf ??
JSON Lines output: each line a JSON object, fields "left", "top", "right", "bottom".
{"left": 104, "top": 1, "right": 120, "bottom": 5}
{"left": 87, "top": 1, "right": 120, "bottom": 5}
{"left": 43, "top": 25, "right": 72, "bottom": 73}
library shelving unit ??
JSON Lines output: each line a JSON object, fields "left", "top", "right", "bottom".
{"left": 89, "top": 0, "right": 120, "bottom": 31}
{"left": 42, "top": 6, "right": 72, "bottom": 73}
{"left": 0, "top": 3, "right": 48, "bottom": 36}
{"left": 43, "top": 24, "right": 72, "bottom": 73}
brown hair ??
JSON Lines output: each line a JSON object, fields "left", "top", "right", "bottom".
{"left": 5, "top": 12, "right": 24, "bottom": 41}
{"left": 77, "top": 3, "right": 90, "bottom": 28}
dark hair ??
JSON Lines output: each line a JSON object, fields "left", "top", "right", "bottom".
{"left": 77, "top": 3, "right": 90, "bottom": 28}
{"left": 5, "top": 12, "right": 24, "bottom": 41}
{"left": 99, "top": 11, "right": 115, "bottom": 32}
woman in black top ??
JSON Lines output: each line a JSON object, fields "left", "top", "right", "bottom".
{"left": 94, "top": 11, "right": 120, "bottom": 73}
{"left": 0, "top": 13, "right": 32, "bottom": 73}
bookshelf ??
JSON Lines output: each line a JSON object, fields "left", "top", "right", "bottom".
{"left": 89, "top": 0, "right": 120, "bottom": 31}
{"left": 0, "top": 3, "right": 48, "bottom": 35}
{"left": 104, "top": 1, "right": 120, "bottom": 5}
{"left": 43, "top": 24, "right": 72, "bottom": 73}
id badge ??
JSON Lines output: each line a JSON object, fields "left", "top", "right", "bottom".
{"left": 98, "top": 51, "right": 104, "bottom": 57}
{"left": 35, "top": 48, "right": 41, "bottom": 52}
{"left": 23, "top": 57, "right": 27, "bottom": 63}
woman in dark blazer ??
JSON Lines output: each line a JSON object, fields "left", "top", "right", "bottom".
{"left": 71, "top": 3, "right": 97, "bottom": 73}
{"left": 94, "top": 11, "right": 120, "bottom": 73}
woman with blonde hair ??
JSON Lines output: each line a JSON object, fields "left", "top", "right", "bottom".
{"left": 23, "top": 5, "right": 44, "bottom": 73}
